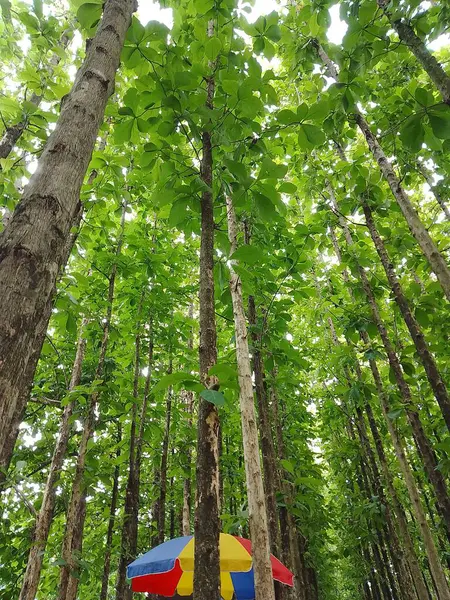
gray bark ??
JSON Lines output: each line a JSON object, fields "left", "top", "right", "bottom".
{"left": 0, "top": 0, "right": 136, "bottom": 477}
{"left": 226, "top": 196, "right": 275, "bottom": 600}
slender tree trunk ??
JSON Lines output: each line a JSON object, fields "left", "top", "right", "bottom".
{"left": 156, "top": 376, "right": 173, "bottom": 545}
{"left": 245, "top": 225, "right": 281, "bottom": 558}
{"left": 363, "top": 201, "right": 450, "bottom": 431}
{"left": 271, "top": 382, "right": 307, "bottom": 600}
{"left": 182, "top": 304, "right": 194, "bottom": 537}
{"left": 0, "top": 28, "right": 72, "bottom": 159}
{"left": 327, "top": 212, "right": 450, "bottom": 597}
{"left": 328, "top": 185, "right": 450, "bottom": 534}
{"left": 193, "top": 19, "right": 220, "bottom": 600}
{"left": 100, "top": 423, "right": 122, "bottom": 600}
{"left": 415, "top": 161, "right": 450, "bottom": 221}
{"left": 226, "top": 195, "right": 275, "bottom": 600}
{"left": 367, "top": 348, "right": 450, "bottom": 599}
{"left": 115, "top": 295, "right": 144, "bottom": 600}
{"left": 18, "top": 318, "right": 88, "bottom": 600}
{"left": 58, "top": 203, "right": 126, "bottom": 600}
{"left": 365, "top": 402, "right": 430, "bottom": 600}
{"left": 377, "top": 3, "right": 450, "bottom": 105}
{"left": 313, "top": 40, "right": 450, "bottom": 301}
{"left": 0, "top": 0, "right": 136, "bottom": 476}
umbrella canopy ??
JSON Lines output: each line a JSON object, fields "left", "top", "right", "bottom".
{"left": 127, "top": 534, "right": 294, "bottom": 600}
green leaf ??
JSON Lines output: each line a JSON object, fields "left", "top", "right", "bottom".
{"left": 301, "top": 124, "right": 326, "bottom": 147}
{"left": 253, "top": 191, "right": 277, "bottom": 221}
{"left": 280, "top": 459, "right": 295, "bottom": 474}
{"left": 429, "top": 111, "right": 450, "bottom": 140}
{"left": 230, "top": 245, "right": 261, "bottom": 265}
{"left": 400, "top": 114, "right": 424, "bottom": 152}
{"left": 77, "top": 3, "right": 102, "bottom": 31}
{"left": 205, "top": 37, "right": 222, "bottom": 60}
{"left": 153, "top": 372, "right": 200, "bottom": 393}
{"left": 265, "top": 23, "right": 281, "bottom": 42}
{"left": 114, "top": 119, "right": 133, "bottom": 144}
{"left": 200, "top": 389, "right": 225, "bottom": 406}
{"left": 277, "top": 109, "right": 298, "bottom": 125}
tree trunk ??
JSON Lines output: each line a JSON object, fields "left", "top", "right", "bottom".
{"left": 100, "top": 424, "right": 122, "bottom": 600}
{"left": 0, "top": 28, "right": 72, "bottom": 159}
{"left": 18, "top": 318, "right": 88, "bottom": 600}
{"left": 193, "top": 19, "right": 220, "bottom": 600}
{"left": 245, "top": 226, "right": 281, "bottom": 558}
{"left": 156, "top": 375, "right": 173, "bottom": 545}
{"left": 328, "top": 184, "right": 450, "bottom": 534}
{"left": 327, "top": 207, "right": 450, "bottom": 598}
{"left": 313, "top": 40, "right": 450, "bottom": 301}
{"left": 415, "top": 161, "right": 450, "bottom": 221}
{"left": 182, "top": 304, "right": 194, "bottom": 537}
{"left": 363, "top": 201, "right": 450, "bottom": 431}
{"left": 271, "top": 382, "right": 307, "bottom": 600}
{"left": 377, "top": 4, "right": 450, "bottom": 105}
{"left": 367, "top": 347, "right": 450, "bottom": 599}
{"left": 58, "top": 202, "right": 126, "bottom": 600}
{"left": 353, "top": 111, "right": 450, "bottom": 302}
{"left": 115, "top": 295, "right": 144, "bottom": 600}
{"left": 226, "top": 195, "right": 275, "bottom": 600}
{"left": 0, "top": 0, "right": 136, "bottom": 476}
{"left": 365, "top": 402, "right": 430, "bottom": 600}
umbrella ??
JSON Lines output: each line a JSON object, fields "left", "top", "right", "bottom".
{"left": 127, "top": 533, "right": 294, "bottom": 600}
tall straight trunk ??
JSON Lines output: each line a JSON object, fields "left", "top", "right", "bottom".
{"left": 271, "top": 383, "right": 307, "bottom": 600}
{"left": 355, "top": 408, "right": 407, "bottom": 600}
{"left": 313, "top": 40, "right": 450, "bottom": 301}
{"left": 0, "top": 0, "right": 136, "bottom": 476}
{"left": 365, "top": 402, "right": 430, "bottom": 600}
{"left": 18, "top": 318, "right": 88, "bottom": 600}
{"left": 100, "top": 423, "right": 122, "bottom": 600}
{"left": 362, "top": 201, "right": 450, "bottom": 431}
{"left": 0, "top": 28, "right": 72, "bottom": 159}
{"left": 415, "top": 161, "right": 450, "bottom": 221}
{"left": 328, "top": 217, "right": 450, "bottom": 598}
{"left": 226, "top": 196, "right": 275, "bottom": 600}
{"left": 377, "top": 2, "right": 450, "bottom": 105}
{"left": 366, "top": 343, "right": 450, "bottom": 599}
{"left": 0, "top": 204, "right": 83, "bottom": 488}
{"left": 328, "top": 184, "right": 450, "bottom": 534}
{"left": 115, "top": 295, "right": 144, "bottom": 600}
{"left": 156, "top": 376, "right": 173, "bottom": 545}
{"left": 328, "top": 319, "right": 405, "bottom": 600}
{"left": 193, "top": 18, "right": 220, "bottom": 600}
{"left": 58, "top": 203, "right": 126, "bottom": 600}
{"left": 182, "top": 304, "right": 194, "bottom": 537}
{"left": 245, "top": 226, "right": 281, "bottom": 557}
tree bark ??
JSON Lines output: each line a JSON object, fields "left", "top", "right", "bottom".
{"left": 327, "top": 208, "right": 450, "bottom": 598}
{"left": 193, "top": 19, "right": 220, "bottom": 600}
{"left": 100, "top": 424, "right": 122, "bottom": 600}
{"left": 0, "top": 28, "right": 72, "bottom": 159}
{"left": 182, "top": 304, "right": 195, "bottom": 536}
{"left": 365, "top": 402, "right": 430, "bottom": 600}
{"left": 328, "top": 184, "right": 450, "bottom": 535}
{"left": 313, "top": 40, "right": 450, "bottom": 302}
{"left": 366, "top": 344, "right": 450, "bottom": 599}
{"left": 415, "top": 161, "right": 450, "bottom": 221}
{"left": 18, "top": 318, "right": 88, "bottom": 600}
{"left": 115, "top": 295, "right": 144, "bottom": 600}
{"left": 363, "top": 201, "right": 450, "bottom": 431}
{"left": 226, "top": 195, "right": 275, "bottom": 600}
{"left": 353, "top": 111, "right": 450, "bottom": 302}
{"left": 245, "top": 225, "right": 282, "bottom": 558}
{"left": 377, "top": 3, "right": 450, "bottom": 105}
{"left": 58, "top": 202, "right": 126, "bottom": 600}
{"left": 0, "top": 0, "right": 136, "bottom": 476}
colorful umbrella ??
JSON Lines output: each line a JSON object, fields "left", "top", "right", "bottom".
{"left": 127, "top": 533, "right": 294, "bottom": 600}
